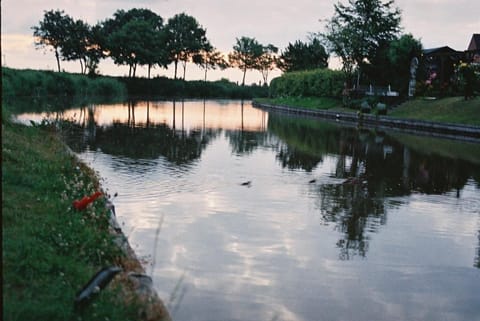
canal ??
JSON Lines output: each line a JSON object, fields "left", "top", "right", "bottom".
{"left": 18, "top": 99, "right": 480, "bottom": 321}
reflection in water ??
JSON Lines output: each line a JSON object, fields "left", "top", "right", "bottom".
{"left": 267, "top": 113, "right": 480, "bottom": 259}
{"left": 476, "top": 231, "right": 480, "bottom": 269}
{"left": 16, "top": 100, "right": 480, "bottom": 321}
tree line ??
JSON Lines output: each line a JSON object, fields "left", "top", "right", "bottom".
{"left": 32, "top": 8, "right": 329, "bottom": 85}
{"left": 33, "top": 0, "right": 428, "bottom": 95}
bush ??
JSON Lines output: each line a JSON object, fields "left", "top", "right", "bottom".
{"left": 360, "top": 100, "right": 372, "bottom": 113}
{"left": 1, "top": 67, "right": 127, "bottom": 100}
{"left": 270, "top": 69, "right": 346, "bottom": 98}
{"left": 376, "top": 103, "right": 387, "bottom": 115}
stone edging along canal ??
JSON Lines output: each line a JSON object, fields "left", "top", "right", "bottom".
{"left": 252, "top": 101, "right": 480, "bottom": 143}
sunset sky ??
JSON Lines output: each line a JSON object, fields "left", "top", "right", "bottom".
{"left": 2, "top": 0, "right": 479, "bottom": 84}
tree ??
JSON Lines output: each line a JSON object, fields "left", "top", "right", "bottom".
{"left": 32, "top": 10, "right": 73, "bottom": 72}
{"left": 61, "top": 19, "right": 95, "bottom": 74}
{"left": 322, "top": 0, "right": 402, "bottom": 86}
{"left": 228, "top": 36, "right": 264, "bottom": 86}
{"left": 257, "top": 44, "right": 278, "bottom": 85}
{"left": 84, "top": 24, "right": 108, "bottom": 76}
{"left": 165, "top": 13, "right": 209, "bottom": 80}
{"left": 193, "top": 46, "right": 229, "bottom": 81}
{"left": 102, "top": 9, "right": 164, "bottom": 78}
{"left": 278, "top": 38, "right": 329, "bottom": 72}
{"left": 362, "top": 34, "right": 422, "bottom": 94}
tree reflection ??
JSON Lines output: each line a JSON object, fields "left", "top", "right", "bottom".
{"left": 267, "top": 113, "right": 480, "bottom": 260}
{"left": 60, "top": 100, "right": 220, "bottom": 166}
{"left": 276, "top": 146, "right": 322, "bottom": 172}
{"left": 475, "top": 231, "right": 480, "bottom": 269}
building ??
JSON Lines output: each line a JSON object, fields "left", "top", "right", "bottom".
{"left": 466, "top": 33, "right": 480, "bottom": 63}
{"left": 422, "top": 46, "right": 463, "bottom": 85}
{"left": 422, "top": 34, "right": 480, "bottom": 85}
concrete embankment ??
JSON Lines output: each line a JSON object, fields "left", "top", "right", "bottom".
{"left": 252, "top": 101, "right": 480, "bottom": 142}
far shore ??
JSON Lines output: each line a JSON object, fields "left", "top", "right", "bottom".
{"left": 253, "top": 96, "right": 480, "bottom": 142}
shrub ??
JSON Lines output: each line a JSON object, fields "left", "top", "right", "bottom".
{"left": 376, "top": 103, "right": 387, "bottom": 115}
{"left": 270, "top": 69, "right": 345, "bottom": 98}
{"left": 360, "top": 100, "right": 372, "bottom": 113}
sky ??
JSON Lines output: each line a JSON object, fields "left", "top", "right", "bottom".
{"left": 2, "top": 0, "right": 479, "bottom": 84}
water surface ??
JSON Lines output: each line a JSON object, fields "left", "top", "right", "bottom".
{"left": 18, "top": 100, "right": 480, "bottom": 321}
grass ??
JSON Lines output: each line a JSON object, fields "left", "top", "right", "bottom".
{"left": 389, "top": 96, "right": 480, "bottom": 125}
{"left": 2, "top": 67, "right": 127, "bottom": 100}
{"left": 256, "top": 96, "right": 480, "bottom": 126}
{"left": 255, "top": 96, "right": 342, "bottom": 110}
{"left": 2, "top": 109, "right": 143, "bottom": 320}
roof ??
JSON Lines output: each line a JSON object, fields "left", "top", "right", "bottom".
{"left": 467, "top": 34, "right": 480, "bottom": 51}
{"left": 422, "top": 46, "right": 462, "bottom": 55}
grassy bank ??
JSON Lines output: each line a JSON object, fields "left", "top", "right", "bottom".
{"left": 2, "top": 67, "right": 268, "bottom": 102}
{"left": 2, "top": 110, "right": 145, "bottom": 320}
{"left": 255, "top": 96, "right": 343, "bottom": 110}
{"left": 389, "top": 96, "right": 480, "bottom": 126}
{"left": 255, "top": 96, "right": 480, "bottom": 126}
{"left": 2, "top": 67, "right": 127, "bottom": 100}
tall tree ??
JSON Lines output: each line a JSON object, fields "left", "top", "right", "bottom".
{"left": 61, "top": 19, "right": 91, "bottom": 74}
{"left": 32, "top": 10, "right": 73, "bottom": 72}
{"left": 165, "top": 13, "right": 209, "bottom": 80}
{"left": 257, "top": 44, "right": 278, "bottom": 85}
{"left": 228, "top": 36, "right": 264, "bottom": 86}
{"left": 322, "top": 0, "right": 402, "bottom": 86}
{"left": 83, "top": 24, "right": 107, "bottom": 76}
{"left": 365, "top": 34, "right": 423, "bottom": 94}
{"left": 102, "top": 8, "right": 164, "bottom": 78}
{"left": 193, "top": 46, "right": 229, "bottom": 81}
{"left": 278, "top": 38, "right": 329, "bottom": 72}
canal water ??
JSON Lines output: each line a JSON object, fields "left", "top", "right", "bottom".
{"left": 18, "top": 100, "right": 480, "bottom": 321}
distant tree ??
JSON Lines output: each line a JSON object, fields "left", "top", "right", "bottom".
{"left": 257, "top": 44, "right": 278, "bottom": 85}
{"left": 61, "top": 19, "right": 91, "bottom": 74}
{"left": 102, "top": 8, "right": 164, "bottom": 78}
{"left": 84, "top": 24, "right": 107, "bottom": 76}
{"left": 228, "top": 36, "right": 264, "bottom": 86}
{"left": 363, "top": 34, "right": 422, "bottom": 94}
{"left": 278, "top": 38, "right": 329, "bottom": 72}
{"left": 322, "top": 0, "right": 402, "bottom": 86}
{"left": 387, "top": 34, "right": 423, "bottom": 91}
{"left": 193, "top": 46, "right": 229, "bottom": 81}
{"left": 32, "top": 9, "right": 73, "bottom": 72}
{"left": 165, "top": 13, "right": 209, "bottom": 80}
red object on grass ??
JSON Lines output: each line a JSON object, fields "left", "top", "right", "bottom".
{"left": 73, "top": 191, "right": 103, "bottom": 210}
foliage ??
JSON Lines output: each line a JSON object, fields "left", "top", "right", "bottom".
{"left": 278, "top": 38, "right": 329, "bottom": 72}
{"left": 456, "top": 62, "right": 480, "bottom": 99}
{"left": 228, "top": 36, "right": 265, "bottom": 86}
{"left": 164, "top": 13, "right": 210, "bottom": 80}
{"left": 119, "top": 76, "right": 268, "bottom": 99}
{"left": 61, "top": 19, "right": 96, "bottom": 75}
{"left": 363, "top": 34, "right": 423, "bottom": 95}
{"left": 192, "top": 47, "right": 229, "bottom": 81}
{"left": 1, "top": 67, "right": 267, "bottom": 102}
{"left": 257, "top": 44, "right": 279, "bottom": 85}
{"left": 269, "top": 68, "right": 346, "bottom": 98}
{"left": 32, "top": 9, "right": 74, "bottom": 72}
{"left": 1, "top": 67, "right": 127, "bottom": 102}
{"left": 322, "top": 0, "right": 402, "bottom": 84}
{"left": 102, "top": 9, "right": 165, "bottom": 78}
